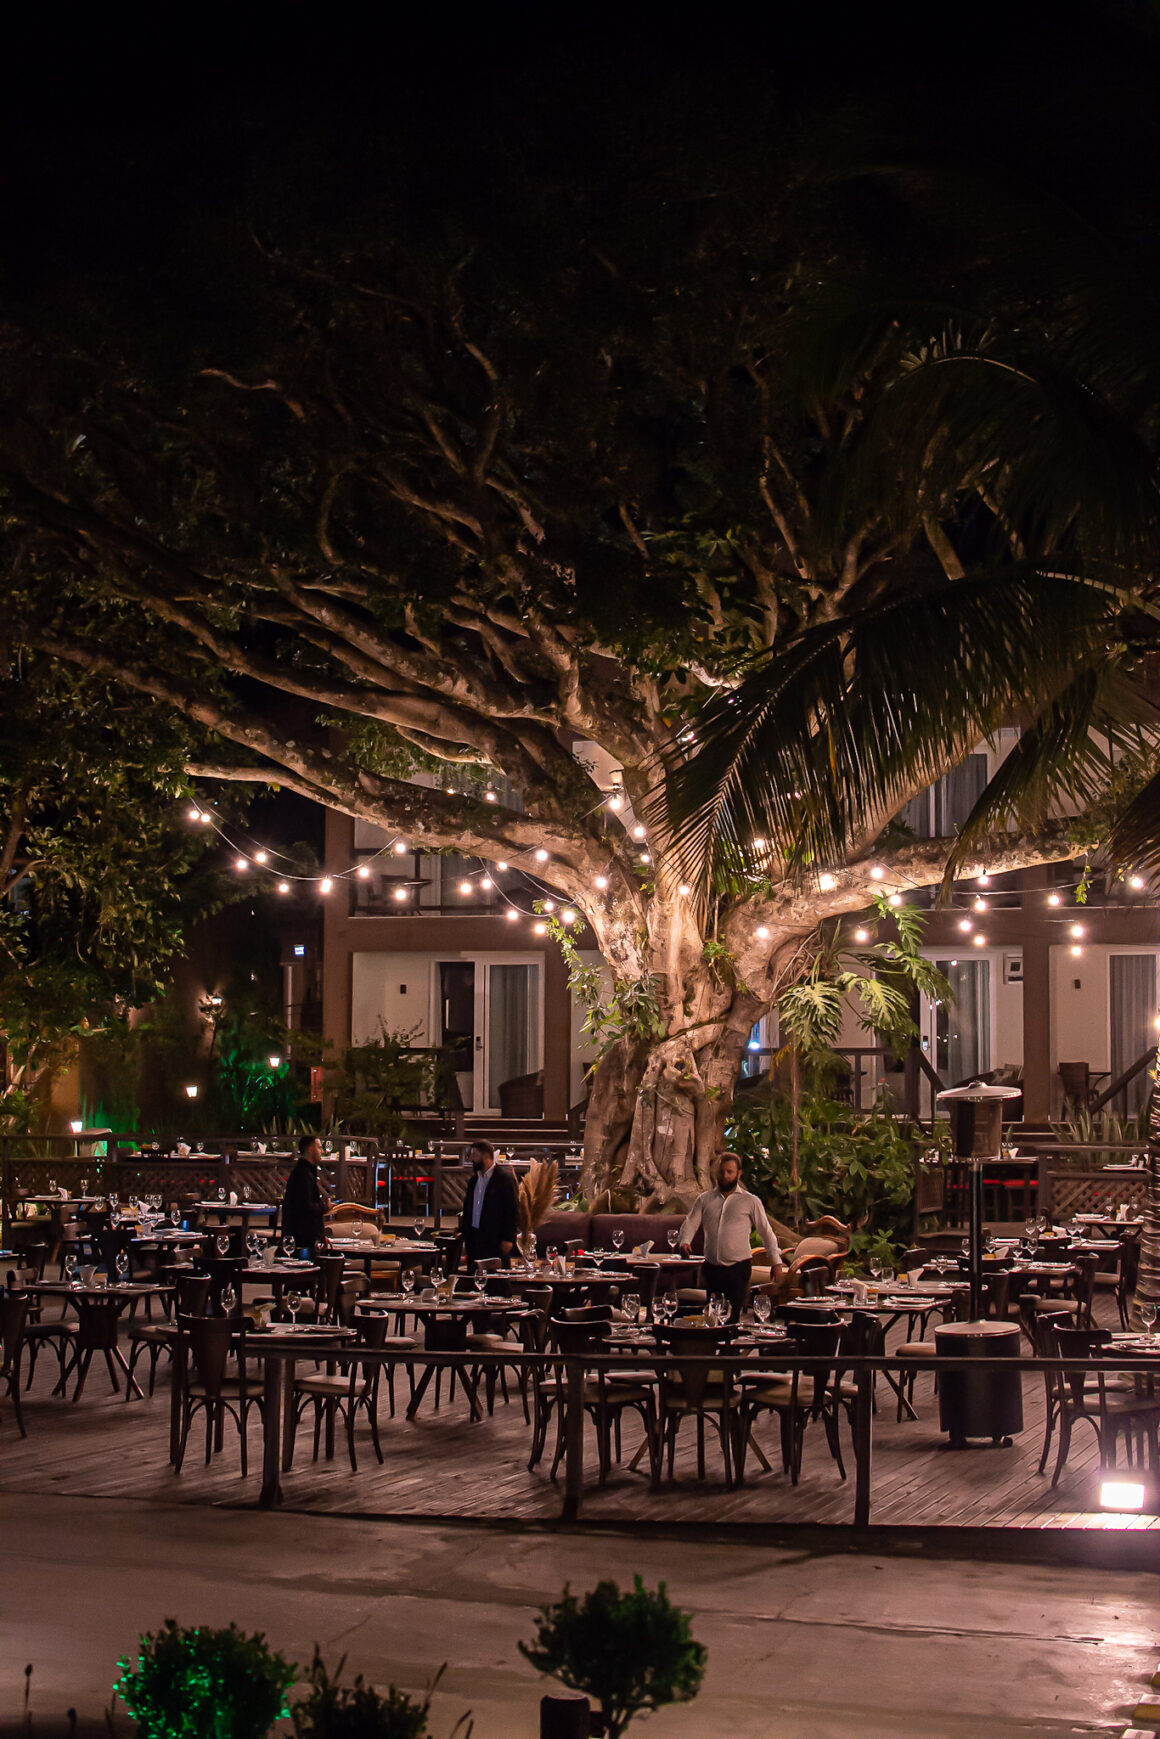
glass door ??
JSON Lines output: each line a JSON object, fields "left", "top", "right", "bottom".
{"left": 438, "top": 961, "right": 476, "bottom": 1111}
{"left": 1109, "top": 952, "right": 1157, "bottom": 1113}
{"left": 927, "top": 957, "right": 991, "bottom": 1089}
{"left": 485, "top": 962, "right": 541, "bottom": 1110}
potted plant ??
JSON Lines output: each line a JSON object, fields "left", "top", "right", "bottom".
{"left": 114, "top": 1619, "right": 296, "bottom": 1739}
{"left": 520, "top": 1578, "right": 706, "bottom": 1738}
{"left": 291, "top": 1651, "right": 472, "bottom": 1738}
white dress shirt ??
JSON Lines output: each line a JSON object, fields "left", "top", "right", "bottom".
{"left": 679, "top": 1184, "right": 781, "bottom": 1267}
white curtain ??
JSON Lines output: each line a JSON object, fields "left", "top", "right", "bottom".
{"left": 487, "top": 964, "right": 538, "bottom": 1105}
{"left": 1109, "top": 953, "right": 1157, "bottom": 1113}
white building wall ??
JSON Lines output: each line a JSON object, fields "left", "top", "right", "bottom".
{"left": 350, "top": 952, "right": 435, "bottom": 1045}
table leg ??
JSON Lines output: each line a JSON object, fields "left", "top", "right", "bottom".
{"left": 260, "top": 1358, "right": 284, "bottom": 1508}
{"left": 406, "top": 1363, "right": 435, "bottom": 1420}
{"left": 280, "top": 1356, "right": 296, "bottom": 1472}
{"left": 561, "top": 1357, "right": 585, "bottom": 1522}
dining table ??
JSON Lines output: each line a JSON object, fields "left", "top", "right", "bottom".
{"left": 330, "top": 1237, "right": 440, "bottom": 1274}
{"left": 30, "top": 1280, "right": 173, "bottom": 1400}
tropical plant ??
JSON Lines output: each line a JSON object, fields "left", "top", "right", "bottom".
{"left": 519, "top": 1577, "right": 706, "bottom": 1739}
{"left": 291, "top": 1650, "right": 471, "bottom": 1739}
{"left": 517, "top": 1158, "right": 559, "bottom": 1235}
{"left": 114, "top": 1619, "right": 296, "bottom": 1739}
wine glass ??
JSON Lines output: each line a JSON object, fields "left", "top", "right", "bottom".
{"left": 412, "top": 1217, "right": 425, "bottom": 1242}
{"left": 401, "top": 1266, "right": 416, "bottom": 1297}
{"left": 285, "top": 1289, "right": 301, "bottom": 1328}
{"left": 612, "top": 1229, "right": 624, "bottom": 1253}
{"left": 592, "top": 1249, "right": 605, "bottom": 1272}
{"left": 79, "top": 1177, "right": 89, "bottom": 1195}
{"left": 215, "top": 1233, "right": 230, "bottom": 1257}
{"left": 869, "top": 1257, "right": 883, "bottom": 1284}
{"left": 64, "top": 1254, "right": 78, "bottom": 1287}
{"left": 546, "top": 1246, "right": 558, "bottom": 1270}
{"left": 430, "top": 1265, "right": 444, "bottom": 1294}
{"left": 47, "top": 1176, "right": 57, "bottom": 1195}
{"left": 115, "top": 1250, "right": 129, "bottom": 1283}
{"left": 282, "top": 1237, "right": 296, "bottom": 1261}
{"left": 1140, "top": 1301, "right": 1158, "bottom": 1343}
{"left": 474, "top": 1263, "right": 487, "bottom": 1299}
{"left": 218, "top": 1186, "right": 227, "bottom": 1202}
{"left": 667, "top": 1229, "right": 679, "bottom": 1251}
{"left": 622, "top": 1291, "right": 640, "bottom": 1325}
{"left": 242, "top": 1184, "right": 252, "bottom": 1202}
{"left": 754, "top": 1292, "right": 772, "bottom": 1326}
{"left": 220, "top": 1284, "right": 237, "bottom": 1316}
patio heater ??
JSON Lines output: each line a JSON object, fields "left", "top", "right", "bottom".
{"left": 936, "top": 1079, "right": 1021, "bottom": 1320}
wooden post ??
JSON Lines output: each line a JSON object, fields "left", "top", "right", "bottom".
{"left": 852, "top": 1364, "right": 873, "bottom": 1528}
{"left": 561, "top": 1357, "right": 585, "bottom": 1522}
{"left": 903, "top": 1042, "right": 919, "bottom": 1121}
{"left": 432, "top": 1143, "right": 444, "bottom": 1227}
{"left": 540, "top": 1694, "right": 591, "bottom": 1738}
{"left": 259, "top": 1354, "right": 284, "bottom": 1508}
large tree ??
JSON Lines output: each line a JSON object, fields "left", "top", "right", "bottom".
{"left": 1, "top": 71, "right": 1155, "bottom": 1200}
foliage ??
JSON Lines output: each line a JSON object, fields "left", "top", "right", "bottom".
{"left": 1052, "top": 1104, "right": 1152, "bottom": 1167}
{"left": 519, "top": 1577, "right": 706, "bottom": 1739}
{"left": 550, "top": 920, "right": 667, "bottom": 1055}
{"left": 114, "top": 1619, "right": 296, "bottom": 1739}
{"left": 726, "top": 1091, "right": 918, "bottom": 1248}
{"left": 291, "top": 1650, "right": 471, "bottom": 1739}
{"left": 327, "top": 1025, "right": 445, "bottom": 1142}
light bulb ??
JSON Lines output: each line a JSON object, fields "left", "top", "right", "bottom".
{"left": 958, "top": 919, "right": 973, "bottom": 933}
{"left": 756, "top": 925, "right": 770, "bottom": 940}
{"left": 1047, "top": 892, "right": 1062, "bottom": 906}
{"left": 393, "top": 886, "right": 409, "bottom": 902}
{"left": 535, "top": 849, "right": 549, "bottom": 863}
{"left": 505, "top": 908, "right": 519, "bottom": 923}
{"left": 633, "top": 824, "right": 646, "bottom": 839}
{"left": 184, "top": 1084, "right": 199, "bottom": 1100}
{"left": 853, "top": 928, "right": 869, "bottom": 943}
{"left": 972, "top": 934, "right": 986, "bottom": 947}
{"left": 484, "top": 788, "right": 497, "bottom": 802}
{"left": 977, "top": 873, "right": 991, "bottom": 886}
{"left": 639, "top": 852, "right": 651, "bottom": 864}
{"left": 198, "top": 810, "right": 212, "bottom": 824}
{"left": 678, "top": 883, "right": 691, "bottom": 896}
{"left": 1070, "top": 943, "right": 1083, "bottom": 957}
{"left": 594, "top": 875, "right": 609, "bottom": 890}
{"left": 973, "top": 897, "right": 987, "bottom": 912}
{"left": 752, "top": 836, "right": 766, "bottom": 851}
{"left": 497, "top": 861, "right": 509, "bottom": 872}
{"left": 888, "top": 894, "right": 902, "bottom": 908}
{"left": 533, "top": 921, "right": 547, "bottom": 936}
{"left": 562, "top": 909, "right": 577, "bottom": 925}
{"left": 445, "top": 787, "right": 455, "bottom": 795}
{"left": 356, "top": 865, "right": 371, "bottom": 879}
{"left": 819, "top": 873, "right": 836, "bottom": 891}
{"left": 543, "top": 899, "right": 555, "bottom": 912}
{"left": 480, "top": 876, "right": 493, "bottom": 889}
{"left": 254, "top": 850, "right": 268, "bottom": 865}
{"left": 268, "top": 1055, "right": 281, "bottom": 1069}
{"left": 187, "top": 806, "right": 201, "bottom": 823}
{"left": 235, "top": 856, "right": 249, "bottom": 872}
{"left": 869, "top": 866, "right": 884, "bottom": 881}
{"left": 319, "top": 877, "right": 333, "bottom": 895}
{"left": 459, "top": 880, "right": 473, "bottom": 895}
{"left": 394, "top": 841, "right": 408, "bottom": 855}
{"left": 1069, "top": 923, "right": 1085, "bottom": 939}
{"left": 277, "top": 880, "right": 290, "bottom": 894}
{"left": 606, "top": 793, "right": 624, "bottom": 811}
{"left": 1130, "top": 874, "right": 1146, "bottom": 890}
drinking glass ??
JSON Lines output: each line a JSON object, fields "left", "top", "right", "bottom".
{"left": 401, "top": 1267, "right": 416, "bottom": 1297}
{"left": 242, "top": 1184, "right": 252, "bottom": 1203}
{"left": 612, "top": 1229, "right": 625, "bottom": 1252}
{"left": 282, "top": 1237, "right": 296, "bottom": 1261}
{"left": 285, "top": 1290, "right": 301, "bottom": 1328}
{"left": 546, "top": 1247, "right": 558, "bottom": 1269}
{"left": 115, "top": 1251, "right": 129, "bottom": 1282}
{"left": 47, "top": 1176, "right": 56, "bottom": 1195}
{"left": 869, "top": 1258, "right": 883, "bottom": 1283}
{"left": 413, "top": 1218, "right": 425, "bottom": 1242}
{"left": 667, "top": 1229, "right": 679, "bottom": 1251}
{"left": 218, "top": 1186, "right": 227, "bottom": 1202}
{"left": 431, "top": 1265, "right": 444, "bottom": 1292}
{"left": 216, "top": 1233, "right": 230, "bottom": 1257}
{"left": 220, "top": 1284, "right": 237, "bottom": 1316}
{"left": 622, "top": 1292, "right": 640, "bottom": 1325}
{"left": 79, "top": 1177, "right": 89, "bottom": 1195}
{"left": 1140, "top": 1301, "right": 1158, "bottom": 1343}
{"left": 474, "top": 1263, "right": 487, "bottom": 1299}
{"left": 64, "top": 1254, "right": 78, "bottom": 1286}
{"left": 592, "top": 1249, "right": 605, "bottom": 1272}
{"left": 754, "top": 1292, "right": 772, "bottom": 1326}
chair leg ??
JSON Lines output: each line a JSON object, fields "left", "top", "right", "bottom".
{"left": 7, "top": 1371, "right": 26, "bottom": 1438}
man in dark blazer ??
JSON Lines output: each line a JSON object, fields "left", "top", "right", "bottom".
{"left": 281, "top": 1133, "right": 329, "bottom": 1253}
{"left": 459, "top": 1141, "right": 519, "bottom": 1268}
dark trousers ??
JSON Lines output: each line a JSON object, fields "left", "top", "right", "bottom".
{"left": 702, "top": 1258, "right": 752, "bottom": 1322}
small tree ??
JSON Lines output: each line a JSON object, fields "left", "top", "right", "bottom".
{"left": 114, "top": 1619, "right": 296, "bottom": 1739}
{"left": 520, "top": 1578, "right": 706, "bottom": 1739}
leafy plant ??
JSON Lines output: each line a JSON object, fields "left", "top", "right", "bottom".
{"left": 291, "top": 1650, "right": 471, "bottom": 1739}
{"left": 1052, "top": 1104, "right": 1151, "bottom": 1166}
{"left": 519, "top": 1577, "right": 706, "bottom": 1739}
{"left": 114, "top": 1619, "right": 296, "bottom": 1739}
{"left": 550, "top": 920, "right": 668, "bottom": 1054}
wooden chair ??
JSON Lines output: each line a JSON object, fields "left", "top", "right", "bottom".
{"left": 127, "top": 1273, "right": 212, "bottom": 1396}
{"left": 1058, "top": 1061, "right": 1095, "bottom": 1115}
{"left": 1020, "top": 1254, "right": 1098, "bottom": 1342}
{"left": 1044, "top": 1322, "right": 1160, "bottom": 1486}
{"left": 547, "top": 1316, "right": 657, "bottom": 1487}
{"left": 291, "top": 1311, "right": 390, "bottom": 1470}
{"left": 9, "top": 1269, "right": 75, "bottom": 1395}
{"left": 172, "top": 1315, "right": 261, "bottom": 1476}
{"left": 0, "top": 1290, "right": 29, "bottom": 1436}
{"left": 652, "top": 1323, "right": 740, "bottom": 1489}
{"left": 737, "top": 1321, "right": 843, "bottom": 1485}
{"left": 1117, "top": 1235, "right": 1141, "bottom": 1330}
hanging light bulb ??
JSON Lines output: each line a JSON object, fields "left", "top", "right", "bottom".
{"left": 1070, "top": 923, "right": 1085, "bottom": 939}
{"left": 394, "top": 841, "right": 408, "bottom": 856}
{"left": 594, "top": 875, "right": 609, "bottom": 890}
{"left": 356, "top": 865, "right": 371, "bottom": 879}
{"left": 888, "top": 894, "right": 903, "bottom": 908}
{"left": 606, "top": 792, "right": 624, "bottom": 811}
{"left": 505, "top": 908, "right": 519, "bottom": 923}
{"left": 1047, "top": 892, "right": 1062, "bottom": 907}
{"left": 393, "top": 886, "right": 409, "bottom": 902}
{"left": 756, "top": 925, "right": 770, "bottom": 940}
{"left": 819, "top": 873, "right": 836, "bottom": 891}
{"left": 639, "top": 852, "right": 651, "bottom": 864}
{"left": 480, "top": 875, "right": 493, "bottom": 890}
{"left": 484, "top": 788, "right": 497, "bottom": 802}
{"left": 235, "top": 856, "right": 249, "bottom": 872}
{"left": 497, "top": 861, "right": 509, "bottom": 872}
{"left": 543, "top": 899, "right": 555, "bottom": 912}
{"left": 254, "top": 850, "right": 269, "bottom": 865}
{"left": 198, "top": 810, "right": 212, "bottom": 824}
{"left": 187, "top": 806, "right": 201, "bottom": 823}
{"left": 973, "top": 897, "right": 987, "bottom": 912}
{"left": 869, "top": 866, "right": 884, "bottom": 881}
{"left": 977, "top": 874, "right": 991, "bottom": 887}
{"left": 562, "top": 909, "right": 578, "bottom": 925}
{"left": 319, "top": 877, "right": 333, "bottom": 895}
{"left": 853, "top": 927, "right": 869, "bottom": 943}
{"left": 532, "top": 921, "right": 547, "bottom": 935}
{"left": 633, "top": 824, "right": 646, "bottom": 840}
{"left": 1130, "top": 874, "right": 1146, "bottom": 891}
{"left": 752, "top": 837, "right": 766, "bottom": 851}
{"left": 972, "top": 934, "right": 986, "bottom": 947}
{"left": 459, "top": 880, "right": 473, "bottom": 895}
{"left": 277, "top": 880, "right": 290, "bottom": 894}
{"left": 535, "top": 849, "right": 549, "bottom": 863}
{"left": 678, "top": 883, "right": 691, "bottom": 896}
{"left": 958, "top": 918, "right": 973, "bottom": 933}
{"left": 1070, "top": 943, "right": 1083, "bottom": 958}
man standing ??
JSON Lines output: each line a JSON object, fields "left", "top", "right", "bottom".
{"left": 281, "top": 1133, "right": 330, "bottom": 1254}
{"left": 680, "top": 1151, "right": 785, "bottom": 1321}
{"left": 459, "top": 1140, "right": 519, "bottom": 1269}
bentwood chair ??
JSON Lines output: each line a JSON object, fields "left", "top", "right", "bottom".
{"left": 1043, "top": 1322, "right": 1160, "bottom": 1485}
{"left": 1117, "top": 1236, "right": 1141, "bottom": 1330}
{"left": 543, "top": 1316, "right": 657, "bottom": 1487}
{"left": 0, "top": 1290, "right": 29, "bottom": 1435}
{"left": 291, "top": 1311, "right": 390, "bottom": 1470}
{"left": 127, "top": 1272, "right": 212, "bottom": 1395}
{"left": 737, "top": 1321, "right": 843, "bottom": 1485}
{"left": 172, "top": 1315, "right": 261, "bottom": 1476}
{"left": 652, "top": 1323, "right": 741, "bottom": 1488}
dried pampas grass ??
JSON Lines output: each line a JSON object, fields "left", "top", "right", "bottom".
{"left": 518, "top": 1157, "right": 558, "bottom": 1233}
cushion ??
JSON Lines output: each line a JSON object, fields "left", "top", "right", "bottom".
{"left": 895, "top": 1341, "right": 937, "bottom": 1358}
{"left": 791, "top": 1236, "right": 841, "bottom": 1262}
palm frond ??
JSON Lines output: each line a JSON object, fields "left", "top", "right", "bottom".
{"left": 518, "top": 1158, "right": 558, "bottom": 1234}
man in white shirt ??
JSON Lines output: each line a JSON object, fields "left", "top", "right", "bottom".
{"left": 680, "top": 1151, "right": 785, "bottom": 1321}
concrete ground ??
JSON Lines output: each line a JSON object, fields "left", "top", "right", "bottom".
{"left": 2, "top": 1496, "right": 1155, "bottom": 1737}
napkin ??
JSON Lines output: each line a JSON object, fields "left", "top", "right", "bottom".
{"left": 229, "top": 1191, "right": 238, "bottom": 1205}
{"left": 633, "top": 1241, "right": 653, "bottom": 1258}
{"left": 57, "top": 1186, "right": 68, "bottom": 1198}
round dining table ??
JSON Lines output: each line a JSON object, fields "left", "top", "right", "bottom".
{"left": 30, "top": 1280, "right": 174, "bottom": 1400}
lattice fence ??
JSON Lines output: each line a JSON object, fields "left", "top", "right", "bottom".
{"left": 1046, "top": 1169, "right": 1148, "bottom": 1219}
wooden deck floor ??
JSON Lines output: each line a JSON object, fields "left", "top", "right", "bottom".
{"left": 2, "top": 1295, "right": 1156, "bottom": 1536}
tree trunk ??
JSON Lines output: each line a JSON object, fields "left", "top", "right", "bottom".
{"left": 581, "top": 975, "right": 763, "bottom": 1211}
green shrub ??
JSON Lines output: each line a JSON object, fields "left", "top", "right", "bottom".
{"left": 520, "top": 1577, "right": 706, "bottom": 1739}
{"left": 114, "top": 1619, "right": 296, "bottom": 1739}
{"left": 291, "top": 1651, "right": 471, "bottom": 1739}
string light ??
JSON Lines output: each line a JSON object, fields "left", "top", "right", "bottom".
{"left": 459, "top": 880, "right": 472, "bottom": 895}
{"left": 497, "top": 861, "right": 509, "bottom": 872}
{"left": 562, "top": 909, "right": 578, "bottom": 925}
{"left": 1069, "top": 923, "right": 1085, "bottom": 939}
{"left": 977, "top": 874, "right": 991, "bottom": 887}
{"left": 277, "top": 881, "right": 290, "bottom": 894}
{"left": 819, "top": 873, "right": 836, "bottom": 891}
{"left": 633, "top": 825, "right": 646, "bottom": 840}
{"left": 532, "top": 921, "right": 547, "bottom": 936}
{"left": 480, "top": 876, "right": 493, "bottom": 890}
{"left": 678, "top": 883, "right": 691, "bottom": 896}
{"left": 972, "top": 934, "right": 986, "bottom": 947}
{"left": 853, "top": 927, "right": 869, "bottom": 943}
{"left": 888, "top": 894, "right": 903, "bottom": 907}
{"left": 1047, "top": 892, "right": 1062, "bottom": 907}
{"left": 752, "top": 837, "right": 766, "bottom": 851}
{"left": 506, "top": 908, "right": 519, "bottom": 923}
{"left": 1130, "top": 874, "right": 1146, "bottom": 890}
{"left": 319, "top": 877, "right": 333, "bottom": 895}
{"left": 235, "top": 856, "right": 249, "bottom": 872}
{"left": 756, "top": 925, "right": 770, "bottom": 940}
{"left": 594, "top": 875, "right": 609, "bottom": 890}
{"left": 357, "top": 865, "right": 371, "bottom": 879}
{"left": 973, "top": 897, "right": 987, "bottom": 912}
{"left": 1070, "top": 943, "right": 1083, "bottom": 957}
{"left": 535, "top": 849, "right": 549, "bottom": 864}
{"left": 484, "top": 788, "right": 497, "bottom": 802}
{"left": 639, "top": 853, "right": 651, "bottom": 864}
{"left": 606, "top": 792, "right": 624, "bottom": 811}
{"left": 187, "top": 806, "right": 201, "bottom": 823}
{"left": 958, "top": 919, "right": 973, "bottom": 933}
{"left": 393, "top": 887, "right": 409, "bottom": 902}
{"left": 869, "top": 866, "right": 884, "bottom": 881}
{"left": 543, "top": 900, "right": 556, "bottom": 912}
{"left": 254, "top": 850, "right": 268, "bottom": 865}
{"left": 394, "top": 841, "right": 408, "bottom": 856}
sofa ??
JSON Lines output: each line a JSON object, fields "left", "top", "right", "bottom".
{"left": 534, "top": 1211, "right": 703, "bottom": 1256}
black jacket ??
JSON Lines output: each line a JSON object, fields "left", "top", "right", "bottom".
{"left": 459, "top": 1163, "right": 520, "bottom": 1260}
{"left": 282, "top": 1158, "right": 327, "bottom": 1249}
